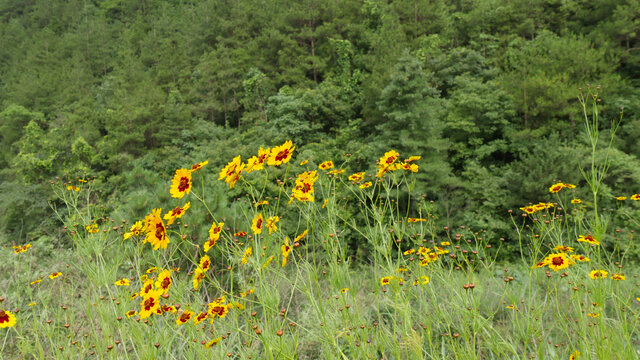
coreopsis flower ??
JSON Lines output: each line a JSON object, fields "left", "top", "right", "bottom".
{"left": 376, "top": 150, "right": 400, "bottom": 178}
{"left": 78, "top": 178, "right": 88, "bottom": 183}
{"left": 193, "top": 312, "right": 209, "bottom": 325}
{"left": 419, "top": 275, "right": 430, "bottom": 284}
{"left": 318, "top": 161, "right": 334, "bottom": 170}
{"left": 155, "top": 270, "right": 172, "bottom": 293}
{"left": 125, "top": 310, "right": 137, "bottom": 318}
{"left": 571, "top": 199, "right": 582, "bottom": 204}
{"left": 569, "top": 351, "right": 581, "bottom": 360}
{"left": 234, "top": 231, "right": 247, "bottom": 237}
{"left": 170, "top": 169, "right": 192, "bottom": 199}
{"left": 294, "top": 229, "right": 308, "bottom": 243}
{"left": 146, "top": 267, "right": 158, "bottom": 274}
{"left": 543, "top": 253, "right": 574, "bottom": 271}
{"left": 115, "top": 279, "right": 130, "bottom": 286}
{"left": 67, "top": 185, "right": 80, "bottom": 191}
{"left": 176, "top": 310, "right": 194, "bottom": 325}
{"left": 0, "top": 310, "right": 16, "bottom": 328}
{"left": 328, "top": 169, "right": 345, "bottom": 176}
{"left": 143, "top": 209, "right": 169, "bottom": 250}
{"left": 577, "top": 234, "right": 599, "bottom": 246}
{"left": 403, "top": 249, "right": 416, "bottom": 255}
{"left": 49, "top": 272, "right": 62, "bottom": 279}
{"left": 86, "top": 224, "right": 99, "bottom": 233}
{"left": 205, "top": 337, "right": 222, "bottom": 348}
{"left": 161, "top": 305, "right": 177, "bottom": 313}
{"left": 245, "top": 147, "right": 271, "bottom": 173}
{"left": 139, "top": 293, "right": 161, "bottom": 319}
{"left": 199, "top": 255, "right": 211, "bottom": 272}
{"left": 380, "top": 276, "right": 394, "bottom": 286}
{"left": 251, "top": 214, "right": 264, "bottom": 235}
{"left": 219, "top": 156, "right": 245, "bottom": 189}
{"left": 359, "top": 182, "right": 372, "bottom": 188}
{"left": 404, "top": 156, "right": 421, "bottom": 163}
{"left": 262, "top": 256, "right": 274, "bottom": 268}
{"left": 520, "top": 206, "right": 535, "bottom": 214}
{"left": 30, "top": 279, "right": 42, "bottom": 285}
{"left": 553, "top": 245, "right": 574, "bottom": 253}
{"left": 291, "top": 171, "right": 318, "bottom": 202}
{"left": 28, "top": 302, "right": 36, "bottom": 307}
{"left": 408, "top": 218, "right": 427, "bottom": 223}
{"left": 140, "top": 278, "right": 156, "bottom": 298}
{"left": 341, "top": 288, "right": 349, "bottom": 293}
{"left": 205, "top": 222, "right": 224, "bottom": 253}
{"left": 588, "top": 270, "right": 608, "bottom": 279}
{"left": 124, "top": 221, "right": 143, "bottom": 240}
{"left": 322, "top": 199, "right": 328, "bottom": 208}
{"left": 611, "top": 273, "right": 625, "bottom": 280}
{"left": 417, "top": 247, "right": 431, "bottom": 256}
{"left": 193, "top": 268, "right": 205, "bottom": 290}
{"left": 616, "top": 196, "right": 627, "bottom": 201}
{"left": 563, "top": 183, "right": 576, "bottom": 189}
{"left": 241, "top": 247, "right": 252, "bottom": 264}
{"left": 300, "top": 159, "right": 309, "bottom": 166}
{"left": 191, "top": 160, "right": 208, "bottom": 172}
{"left": 348, "top": 172, "right": 365, "bottom": 182}
{"left": 266, "top": 216, "right": 279, "bottom": 234}
{"left": 254, "top": 201, "right": 269, "bottom": 207}
{"left": 208, "top": 301, "right": 229, "bottom": 319}
{"left": 397, "top": 162, "right": 418, "bottom": 172}
{"left": 531, "top": 260, "right": 548, "bottom": 269}
{"left": 570, "top": 254, "right": 590, "bottom": 262}
{"left": 130, "top": 293, "right": 138, "bottom": 300}
{"left": 434, "top": 246, "right": 448, "bottom": 255}
{"left": 268, "top": 141, "right": 295, "bottom": 166}
{"left": 631, "top": 194, "right": 640, "bottom": 200}
{"left": 587, "top": 313, "right": 600, "bottom": 318}
{"left": 13, "top": 244, "right": 31, "bottom": 254}
{"left": 549, "top": 183, "right": 564, "bottom": 193}
{"left": 441, "top": 242, "right": 450, "bottom": 246}
{"left": 163, "top": 202, "right": 190, "bottom": 226}
{"left": 281, "top": 237, "right": 292, "bottom": 267}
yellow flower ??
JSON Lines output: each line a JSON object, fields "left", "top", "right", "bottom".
{"left": 380, "top": 276, "right": 394, "bottom": 286}
{"left": 322, "top": 199, "right": 328, "bottom": 209}
{"left": 553, "top": 245, "right": 574, "bottom": 253}
{"left": 219, "top": 155, "right": 245, "bottom": 189}
{"left": 142, "top": 209, "right": 169, "bottom": 250}
{"left": 193, "top": 268, "right": 205, "bottom": 290}
{"left": 631, "top": 194, "right": 640, "bottom": 200}
{"left": 403, "top": 249, "right": 415, "bottom": 255}
{"left": 543, "top": 253, "right": 574, "bottom": 271}
{"left": 176, "top": 310, "right": 194, "bottom": 325}
{"left": 611, "top": 273, "right": 625, "bottom": 281}
{"left": 205, "top": 222, "right": 224, "bottom": 252}
{"left": 262, "top": 256, "right": 274, "bottom": 268}
{"left": 587, "top": 313, "right": 600, "bottom": 318}
{"left": 49, "top": 272, "right": 62, "bottom": 280}
{"left": 348, "top": 172, "right": 365, "bottom": 182}
{"left": 294, "top": 229, "right": 308, "bottom": 243}
{"left": 404, "top": 156, "right": 421, "bottom": 163}
{"left": 205, "top": 337, "right": 222, "bottom": 348}
{"left": 199, "top": 255, "right": 211, "bottom": 272}
{"left": 571, "top": 198, "right": 582, "bottom": 204}
{"left": 268, "top": 140, "right": 295, "bottom": 166}
{"left": 520, "top": 206, "right": 535, "bottom": 214}
{"left": 616, "top": 196, "right": 627, "bottom": 201}
{"left": 359, "top": 181, "right": 372, "bottom": 188}
{"left": 155, "top": 270, "right": 172, "bottom": 292}
{"left": 549, "top": 182, "right": 564, "bottom": 193}
{"left": 241, "top": 247, "right": 252, "bottom": 264}
{"left": 66, "top": 185, "right": 80, "bottom": 191}
{"left": 577, "top": 234, "right": 599, "bottom": 246}
{"left": 30, "top": 279, "right": 42, "bottom": 285}
{"left": 419, "top": 275, "right": 430, "bottom": 285}
{"left": 408, "top": 218, "right": 427, "bottom": 223}
{"left": 341, "top": 288, "right": 349, "bottom": 293}
{"left": 588, "top": 270, "right": 608, "bottom": 279}
{"left": 266, "top": 216, "right": 279, "bottom": 234}
{"left": 114, "top": 278, "right": 130, "bottom": 286}
{"left": 139, "top": 293, "right": 161, "bottom": 319}
{"left": 563, "top": 183, "right": 576, "bottom": 189}
{"left": 300, "top": 159, "right": 309, "bottom": 166}
{"left": 254, "top": 201, "right": 269, "bottom": 207}
{"left": 251, "top": 214, "right": 264, "bottom": 235}
{"left": 569, "top": 254, "right": 590, "bottom": 262}
{"left": 124, "top": 221, "right": 144, "bottom": 240}
{"left": 190, "top": 160, "right": 208, "bottom": 172}
{"left": 85, "top": 224, "right": 99, "bottom": 233}
{"left": 193, "top": 312, "right": 209, "bottom": 325}
{"left": 125, "top": 310, "right": 137, "bottom": 318}
{"left": 281, "top": 237, "right": 292, "bottom": 267}
{"left": 328, "top": 169, "right": 345, "bottom": 176}
{"left": 0, "top": 310, "right": 17, "bottom": 328}
{"left": 570, "top": 350, "right": 581, "bottom": 360}
{"left": 376, "top": 150, "right": 400, "bottom": 178}
{"left": 163, "top": 202, "right": 190, "bottom": 226}
{"left": 245, "top": 147, "right": 271, "bottom": 173}
{"left": 291, "top": 171, "right": 318, "bottom": 202}
{"left": 170, "top": 169, "right": 192, "bottom": 199}
{"left": 318, "top": 161, "right": 334, "bottom": 170}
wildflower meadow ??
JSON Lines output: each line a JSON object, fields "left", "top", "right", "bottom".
{"left": 1, "top": 92, "right": 640, "bottom": 359}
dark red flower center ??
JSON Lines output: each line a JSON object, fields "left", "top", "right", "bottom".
{"left": 179, "top": 313, "right": 191, "bottom": 322}
{"left": 256, "top": 218, "right": 263, "bottom": 229}
{"left": 0, "top": 311, "right": 8, "bottom": 323}
{"left": 211, "top": 305, "right": 225, "bottom": 316}
{"left": 275, "top": 149, "right": 290, "bottom": 162}
{"left": 552, "top": 257, "right": 564, "bottom": 266}
{"left": 143, "top": 297, "right": 156, "bottom": 311}
{"left": 171, "top": 207, "right": 183, "bottom": 216}
{"left": 202, "top": 260, "right": 210, "bottom": 269}
{"left": 178, "top": 177, "right": 190, "bottom": 192}
{"left": 258, "top": 154, "right": 268, "bottom": 163}
{"left": 385, "top": 156, "right": 396, "bottom": 164}
{"left": 160, "top": 277, "right": 171, "bottom": 289}
{"left": 155, "top": 223, "right": 165, "bottom": 240}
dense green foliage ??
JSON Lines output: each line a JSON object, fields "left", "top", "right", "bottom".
{"left": 2, "top": 0, "right": 640, "bottom": 260}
